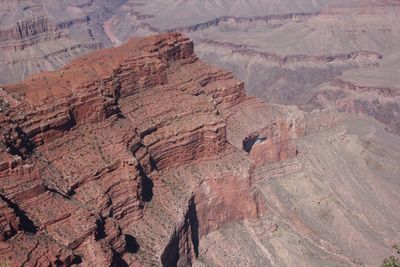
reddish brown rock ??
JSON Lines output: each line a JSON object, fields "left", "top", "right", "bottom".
{"left": 0, "top": 199, "right": 20, "bottom": 241}
{"left": 0, "top": 33, "right": 302, "bottom": 266}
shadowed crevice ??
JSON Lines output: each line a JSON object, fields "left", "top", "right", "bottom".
{"left": 188, "top": 199, "right": 199, "bottom": 257}
{"left": 125, "top": 234, "right": 140, "bottom": 253}
{"left": 0, "top": 194, "right": 37, "bottom": 234}
{"left": 111, "top": 250, "right": 129, "bottom": 267}
{"left": 3, "top": 126, "right": 35, "bottom": 159}
{"left": 137, "top": 163, "right": 154, "bottom": 203}
{"left": 160, "top": 197, "right": 200, "bottom": 267}
{"left": 94, "top": 216, "right": 106, "bottom": 241}
{"left": 243, "top": 135, "right": 267, "bottom": 153}
{"left": 70, "top": 255, "right": 83, "bottom": 265}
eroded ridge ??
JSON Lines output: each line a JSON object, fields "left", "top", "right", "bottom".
{"left": 0, "top": 33, "right": 303, "bottom": 266}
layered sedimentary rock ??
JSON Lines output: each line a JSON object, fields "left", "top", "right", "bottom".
{"left": 194, "top": 116, "right": 400, "bottom": 267}
{"left": 3, "top": 1, "right": 400, "bottom": 141}
{"left": 0, "top": 0, "right": 126, "bottom": 84}
{"left": 190, "top": 3, "right": 400, "bottom": 136}
{"left": 0, "top": 33, "right": 303, "bottom": 266}
{"left": 95, "top": 0, "right": 400, "bottom": 138}
{"left": 306, "top": 79, "right": 400, "bottom": 134}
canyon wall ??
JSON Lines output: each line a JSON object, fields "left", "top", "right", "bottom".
{"left": 306, "top": 79, "right": 400, "bottom": 134}
{"left": 2, "top": 1, "right": 399, "bottom": 138}
{"left": 0, "top": 33, "right": 303, "bottom": 266}
{"left": 0, "top": 0, "right": 126, "bottom": 84}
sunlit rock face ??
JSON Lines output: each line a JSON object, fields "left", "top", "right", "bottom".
{"left": 0, "top": 33, "right": 304, "bottom": 266}
{"left": 1, "top": 1, "right": 400, "bottom": 266}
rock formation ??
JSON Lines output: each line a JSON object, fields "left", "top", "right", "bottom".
{"left": 306, "top": 79, "right": 400, "bottom": 134}
{"left": 96, "top": 0, "right": 400, "bottom": 136}
{"left": 2, "top": 1, "right": 399, "bottom": 138}
{"left": 1, "top": 1, "right": 400, "bottom": 266}
{"left": 0, "top": 33, "right": 303, "bottom": 266}
{"left": 0, "top": 0, "right": 125, "bottom": 84}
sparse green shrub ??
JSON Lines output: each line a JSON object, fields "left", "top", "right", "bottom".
{"left": 381, "top": 256, "right": 400, "bottom": 267}
{"left": 0, "top": 261, "right": 11, "bottom": 267}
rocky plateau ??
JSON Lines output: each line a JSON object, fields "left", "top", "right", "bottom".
{"left": 0, "top": 1, "right": 400, "bottom": 267}
{"left": 0, "top": 33, "right": 306, "bottom": 266}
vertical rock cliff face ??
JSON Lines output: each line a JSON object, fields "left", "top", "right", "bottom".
{"left": 0, "top": 33, "right": 303, "bottom": 266}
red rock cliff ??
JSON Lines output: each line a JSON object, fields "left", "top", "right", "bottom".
{"left": 0, "top": 33, "right": 304, "bottom": 266}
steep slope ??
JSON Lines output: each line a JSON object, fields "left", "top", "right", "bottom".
{"left": 105, "top": 0, "right": 352, "bottom": 33}
{"left": 1, "top": 1, "right": 400, "bottom": 265}
{"left": 101, "top": 0, "right": 400, "bottom": 135}
{"left": 2, "top": 1, "right": 400, "bottom": 136}
{"left": 0, "top": 33, "right": 303, "bottom": 266}
{"left": 1, "top": 31, "right": 398, "bottom": 267}
{"left": 0, "top": 0, "right": 358, "bottom": 84}
{"left": 0, "top": 0, "right": 126, "bottom": 84}
{"left": 194, "top": 115, "right": 400, "bottom": 267}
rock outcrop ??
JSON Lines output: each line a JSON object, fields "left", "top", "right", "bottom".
{"left": 0, "top": 0, "right": 126, "bottom": 84}
{"left": 307, "top": 79, "right": 400, "bottom": 134}
{"left": 0, "top": 33, "right": 303, "bottom": 266}
{"left": 197, "top": 39, "right": 382, "bottom": 67}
